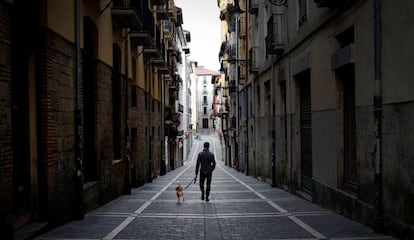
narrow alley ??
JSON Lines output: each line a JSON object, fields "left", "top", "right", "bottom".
{"left": 34, "top": 133, "right": 396, "bottom": 240}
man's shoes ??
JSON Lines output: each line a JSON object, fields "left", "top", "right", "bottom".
{"left": 201, "top": 192, "right": 205, "bottom": 200}
{"left": 205, "top": 197, "right": 209, "bottom": 202}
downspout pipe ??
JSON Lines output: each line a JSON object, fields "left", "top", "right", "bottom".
{"left": 373, "top": 0, "right": 383, "bottom": 232}
{"left": 161, "top": 74, "right": 165, "bottom": 176}
{"left": 271, "top": 63, "right": 276, "bottom": 187}
{"left": 123, "top": 29, "right": 131, "bottom": 194}
{"left": 148, "top": 59, "right": 153, "bottom": 183}
{"left": 74, "top": 0, "right": 84, "bottom": 219}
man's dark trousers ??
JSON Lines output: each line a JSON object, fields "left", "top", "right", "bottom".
{"left": 199, "top": 172, "right": 212, "bottom": 199}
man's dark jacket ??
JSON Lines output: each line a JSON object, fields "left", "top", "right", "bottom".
{"left": 196, "top": 149, "right": 216, "bottom": 175}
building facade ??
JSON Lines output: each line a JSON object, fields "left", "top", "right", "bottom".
{"left": 175, "top": 26, "right": 193, "bottom": 165}
{"left": 194, "top": 68, "right": 221, "bottom": 132}
{"left": 0, "top": 0, "right": 191, "bottom": 237}
{"left": 218, "top": 0, "right": 414, "bottom": 238}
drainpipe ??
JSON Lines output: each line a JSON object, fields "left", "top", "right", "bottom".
{"left": 74, "top": 0, "right": 84, "bottom": 219}
{"left": 161, "top": 74, "right": 165, "bottom": 176}
{"left": 148, "top": 59, "right": 153, "bottom": 183}
{"left": 373, "top": 0, "right": 383, "bottom": 232}
{"left": 271, "top": 63, "right": 276, "bottom": 187}
{"left": 123, "top": 28, "right": 131, "bottom": 194}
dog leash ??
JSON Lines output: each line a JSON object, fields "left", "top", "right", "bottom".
{"left": 184, "top": 176, "right": 196, "bottom": 190}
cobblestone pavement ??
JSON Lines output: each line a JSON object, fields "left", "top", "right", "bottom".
{"left": 36, "top": 134, "right": 397, "bottom": 240}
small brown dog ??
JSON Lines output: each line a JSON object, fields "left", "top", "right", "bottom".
{"left": 175, "top": 182, "right": 184, "bottom": 203}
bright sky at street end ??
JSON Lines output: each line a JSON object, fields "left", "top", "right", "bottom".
{"left": 175, "top": 0, "right": 221, "bottom": 71}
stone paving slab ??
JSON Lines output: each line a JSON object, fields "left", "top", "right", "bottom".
{"left": 298, "top": 214, "right": 388, "bottom": 239}
{"left": 114, "top": 217, "right": 205, "bottom": 240}
{"left": 36, "top": 135, "right": 397, "bottom": 240}
{"left": 272, "top": 198, "right": 328, "bottom": 213}
{"left": 38, "top": 216, "right": 125, "bottom": 239}
{"left": 218, "top": 216, "right": 313, "bottom": 240}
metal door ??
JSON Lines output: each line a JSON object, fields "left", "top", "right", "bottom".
{"left": 300, "top": 77, "right": 312, "bottom": 194}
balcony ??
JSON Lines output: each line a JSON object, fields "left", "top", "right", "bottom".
{"left": 142, "top": 26, "right": 163, "bottom": 60}
{"left": 249, "top": 0, "right": 259, "bottom": 14}
{"left": 130, "top": 31, "right": 155, "bottom": 47}
{"left": 331, "top": 44, "right": 354, "bottom": 70}
{"left": 266, "top": 14, "right": 285, "bottom": 55}
{"left": 153, "top": 56, "right": 170, "bottom": 75}
{"left": 157, "top": 66, "right": 170, "bottom": 74}
{"left": 239, "top": 66, "right": 246, "bottom": 85}
{"left": 314, "top": 0, "right": 340, "bottom": 7}
{"left": 229, "top": 80, "right": 237, "bottom": 94}
{"left": 153, "top": 1, "right": 169, "bottom": 20}
{"left": 168, "top": 0, "right": 177, "bottom": 22}
{"left": 220, "top": 9, "right": 226, "bottom": 20}
{"left": 249, "top": 47, "right": 260, "bottom": 73}
{"left": 143, "top": 47, "right": 161, "bottom": 59}
{"left": 163, "top": 20, "right": 174, "bottom": 39}
{"left": 111, "top": 0, "right": 143, "bottom": 29}
{"left": 150, "top": 0, "right": 167, "bottom": 5}
{"left": 151, "top": 58, "right": 166, "bottom": 67}
{"left": 178, "top": 104, "right": 184, "bottom": 113}
{"left": 239, "top": 16, "right": 246, "bottom": 38}
{"left": 167, "top": 39, "right": 176, "bottom": 52}
{"left": 228, "top": 47, "right": 236, "bottom": 61}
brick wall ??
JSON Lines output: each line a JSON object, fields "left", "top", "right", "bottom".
{"left": 96, "top": 61, "right": 125, "bottom": 203}
{"left": 0, "top": 1, "right": 14, "bottom": 237}
{"left": 130, "top": 86, "right": 147, "bottom": 186}
{"left": 38, "top": 28, "right": 77, "bottom": 224}
{"left": 152, "top": 99, "right": 162, "bottom": 176}
{"left": 38, "top": 28, "right": 129, "bottom": 221}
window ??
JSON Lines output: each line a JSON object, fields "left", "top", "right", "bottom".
{"left": 257, "top": 86, "right": 261, "bottom": 111}
{"left": 266, "top": 14, "right": 285, "bottom": 56}
{"left": 132, "top": 86, "right": 137, "bottom": 107}
{"left": 336, "top": 26, "right": 354, "bottom": 47}
{"left": 298, "top": 0, "right": 307, "bottom": 27}
{"left": 203, "top": 96, "right": 207, "bottom": 104}
{"left": 145, "top": 92, "right": 148, "bottom": 110}
{"left": 203, "top": 107, "right": 207, "bottom": 115}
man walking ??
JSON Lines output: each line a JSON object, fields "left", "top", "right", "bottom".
{"left": 195, "top": 141, "right": 216, "bottom": 201}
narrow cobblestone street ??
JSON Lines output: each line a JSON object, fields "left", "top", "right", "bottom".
{"left": 36, "top": 134, "right": 396, "bottom": 240}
